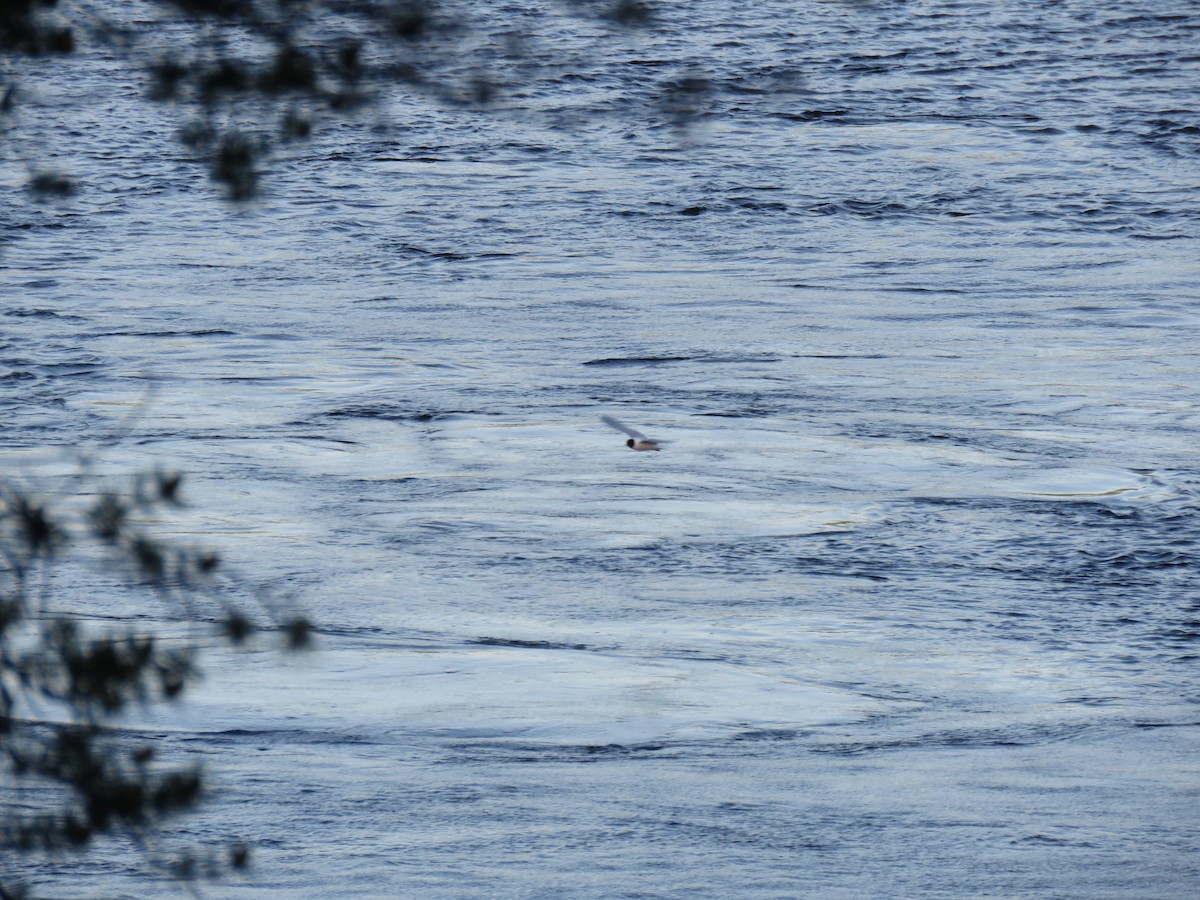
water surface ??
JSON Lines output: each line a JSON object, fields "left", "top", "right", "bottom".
{"left": 2, "top": 1, "right": 1199, "bottom": 896}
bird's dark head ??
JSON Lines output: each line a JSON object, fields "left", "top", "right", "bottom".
{"left": 625, "top": 438, "right": 635, "bottom": 449}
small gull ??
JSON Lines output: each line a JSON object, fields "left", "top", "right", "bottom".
{"left": 601, "top": 415, "right": 664, "bottom": 451}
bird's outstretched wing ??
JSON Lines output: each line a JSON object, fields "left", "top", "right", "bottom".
{"left": 601, "top": 415, "right": 646, "bottom": 440}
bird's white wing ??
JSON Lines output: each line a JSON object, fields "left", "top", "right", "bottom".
{"left": 601, "top": 415, "right": 646, "bottom": 440}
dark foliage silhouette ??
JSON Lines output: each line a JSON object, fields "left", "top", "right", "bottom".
{"left": 1, "top": 0, "right": 660, "bottom": 199}
{"left": 1, "top": 463, "right": 310, "bottom": 896}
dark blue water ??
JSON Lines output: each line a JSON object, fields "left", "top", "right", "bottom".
{"left": 3, "top": 1, "right": 1199, "bottom": 896}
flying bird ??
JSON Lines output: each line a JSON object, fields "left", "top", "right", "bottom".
{"left": 601, "top": 415, "right": 664, "bottom": 451}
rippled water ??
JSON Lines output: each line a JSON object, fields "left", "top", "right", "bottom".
{"left": 3, "top": 1, "right": 1199, "bottom": 896}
